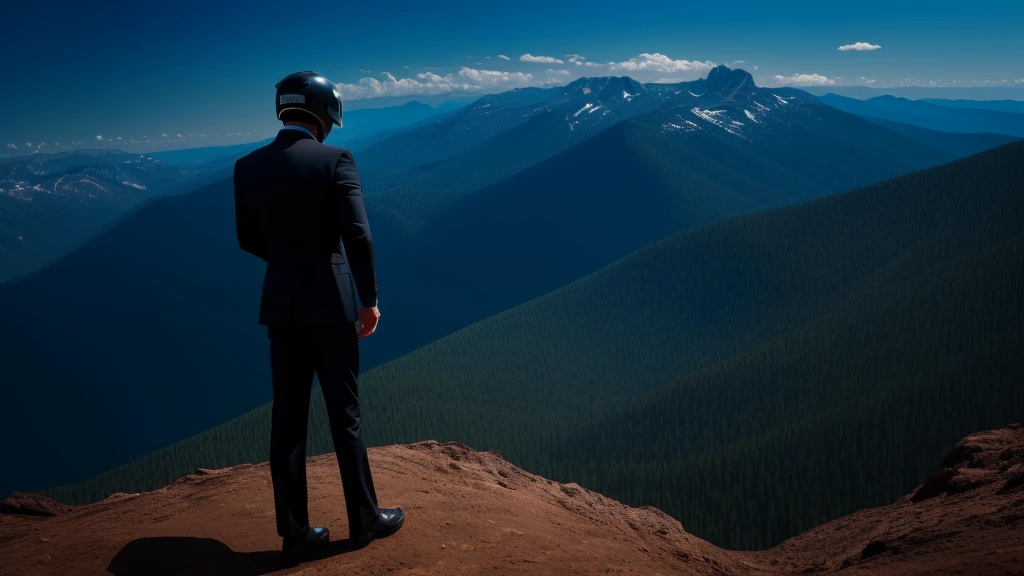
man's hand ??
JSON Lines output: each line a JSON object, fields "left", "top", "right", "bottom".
{"left": 357, "top": 306, "right": 380, "bottom": 338}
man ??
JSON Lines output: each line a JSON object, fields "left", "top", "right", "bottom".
{"left": 232, "top": 70, "right": 404, "bottom": 563}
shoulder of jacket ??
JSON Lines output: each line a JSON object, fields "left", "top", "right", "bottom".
{"left": 319, "top": 143, "right": 354, "bottom": 160}
{"left": 235, "top": 148, "right": 258, "bottom": 166}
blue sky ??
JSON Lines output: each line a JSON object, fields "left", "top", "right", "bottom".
{"left": 2, "top": 0, "right": 1022, "bottom": 151}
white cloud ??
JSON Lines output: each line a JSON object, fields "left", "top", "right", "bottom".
{"left": 767, "top": 74, "right": 887, "bottom": 88}
{"left": 336, "top": 67, "right": 569, "bottom": 100}
{"left": 773, "top": 73, "right": 836, "bottom": 86}
{"left": 25, "top": 142, "right": 32, "bottom": 147}
{"left": 96, "top": 135, "right": 103, "bottom": 141}
{"left": 608, "top": 53, "right": 716, "bottom": 73}
{"left": 176, "top": 133, "right": 183, "bottom": 138}
{"left": 520, "top": 54, "right": 564, "bottom": 64}
{"left": 161, "top": 133, "right": 168, "bottom": 137}
{"left": 6, "top": 143, "right": 16, "bottom": 149}
{"left": 838, "top": 42, "right": 882, "bottom": 51}
{"left": 324, "top": 52, "right": 733, "bottom": 101}
{"left": 404, "top": 65, "right": 410, "bottom": 69}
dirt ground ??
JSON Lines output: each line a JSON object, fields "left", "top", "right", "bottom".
{"left": 2, "top": 426, "right": 1022, "bottom": 576}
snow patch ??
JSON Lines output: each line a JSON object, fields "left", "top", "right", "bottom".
{"left": 588, "top": 105, "right": 602, "bottom": 113}
{"left": 744, "top": 110, "right": 759, "bottom": 123}
{"left": 623, "top": 90, "right": 633, "bottom": 100}
{"left": 691, "top": 107, "right": 746, "bottom": 138}
{"left": 573, "top": 103, "right": 593, "bottom": 117}
{"left": 691, "top": 107, "right": 726, "bottom": 124}
{"left": 753, "top": 101, "right": 770, "bottom": 111}
{"left": 773, "top": 94, "right": 789, "bottom": 105}
{"left": 663, "top": 121, "right": 699, "bottom": 133}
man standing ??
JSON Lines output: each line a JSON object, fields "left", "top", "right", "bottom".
{"left": 233, "top": 70, "right": 404, "bottom": 563}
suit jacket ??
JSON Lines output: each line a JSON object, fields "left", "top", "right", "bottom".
{"left": 233, "top": 128, "right": 379, "bottom": 327}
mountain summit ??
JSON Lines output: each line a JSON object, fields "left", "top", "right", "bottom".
{"left": 699, "top": 64, "right": 756, "bottom": 99}
{"left": 2, "top": 425, "right": 1022, "bottom": 575}
{"left": 564, "top": 75, "right": 649, "bottom": 100}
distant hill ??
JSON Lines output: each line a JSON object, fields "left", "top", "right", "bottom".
{"left": 819, "top": 93, "right": 1024, "bottom": 136}
{"left": 858, "top": 117, "right": 1019, "bottom": 157}
{"left": 38, "top": 141, "right": 1023, "bottom": 554}
{"left": 0, "top": 68, "right": 983, "bottom": 496}
{"left": 147, "top": 100, "right": 465, "bottom": 169}
{"left": 333, "top": 99, "right": 470, "bottom": 147}
{"left": 147, "top": 139, "right": 273, "bottom": 168}
{"left": 920, "top": 98, "right": 1024, "bottom": 114}
{"left": 0, "top": 150, "right": 198, "bottom": 282}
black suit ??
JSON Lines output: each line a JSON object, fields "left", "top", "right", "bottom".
{"left": 233, "top": 127, "right": 381, "bottom": 539}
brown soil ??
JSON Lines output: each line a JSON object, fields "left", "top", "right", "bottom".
{"left": 1, "top": 426, "right": 1022, "bottom": 576}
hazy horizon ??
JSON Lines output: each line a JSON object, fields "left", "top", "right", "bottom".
{"left": 5, "top": 75, "right": 1023, "bottom": 156}
{"left": 2, "top": 0, "right": 1022, "bottom": 152}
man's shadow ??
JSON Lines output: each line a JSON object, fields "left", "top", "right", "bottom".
{"left": 107, "top": 536, "right": 368, "bottom": 575}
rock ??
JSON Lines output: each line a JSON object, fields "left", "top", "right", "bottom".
{"left": 0, "top": 492, "right": 72, "bottom": 516}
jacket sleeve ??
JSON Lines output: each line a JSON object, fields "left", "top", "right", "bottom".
{"left": 233, "top": 160, "right": 267, "bottom": 261}
{"left": 332, "top": 150, "right": 379, "bottom": 307}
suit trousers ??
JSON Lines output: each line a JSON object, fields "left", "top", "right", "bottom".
{"left": 267, "top": 324, "right": 380, "bottom": 539}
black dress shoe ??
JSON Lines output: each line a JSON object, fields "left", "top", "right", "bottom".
{"left": 281, "top": 525, "right": 330, "bottom": 562}
{"left": 351, "top": 508, "right": 404, "bottom": 542}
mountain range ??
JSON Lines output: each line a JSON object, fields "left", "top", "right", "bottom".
{"left": 818, "top": 93, "right": 1024, "bottom": 137}
{"left": 0, "top": 151, "right": 199, "bottom": 282}
{"left": 148, "top": 99, "right": 465, "bottom": 168}
{"left": 31, "top": 140, "right": 1024, "bottom": 553}
{"left": 356, "top": 67, "right": 968, "bottom": 227}
{"left": 920, "top": 97, "right": 1024, "bottom": 114}
{"left": 1, "top": 67, "right": 1020, "bottom": 507}
{"left": 0, "top": 100, "right": 468, "bottom": 284}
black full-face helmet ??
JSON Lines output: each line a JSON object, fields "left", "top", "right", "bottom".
{"left": 275, "top": 71, "right": 343, "bottom": 141}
